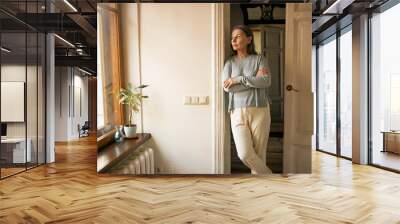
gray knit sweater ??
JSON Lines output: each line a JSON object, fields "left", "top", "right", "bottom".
{"left": 222, "top": 54, "right": 272, "bottom": 112}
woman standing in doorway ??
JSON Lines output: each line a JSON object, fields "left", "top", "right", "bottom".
{"left": 222, "top": 25, "right": 272, "bottom": 174}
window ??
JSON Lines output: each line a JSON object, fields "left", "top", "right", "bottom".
{"left": 370, "top": 2, "right": 400, "bottom": 171}
{"left": 317, "top": 36, "right": 337, "bottom": 155}
{"left": 339, "top": 28, "right": 352, "bottom": 158}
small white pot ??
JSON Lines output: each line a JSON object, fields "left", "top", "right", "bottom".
{"left": 123, "top": 125, "right": 137, "bottom": 138}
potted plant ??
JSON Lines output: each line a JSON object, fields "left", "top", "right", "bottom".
{"left": 118, "top": 83, "right": 148, "bottom": 138}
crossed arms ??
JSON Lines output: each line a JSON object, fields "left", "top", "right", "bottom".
{"left": 222, "top": 60, "right": 271, "bottom": 93}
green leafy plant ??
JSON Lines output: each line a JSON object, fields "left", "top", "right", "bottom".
{"left": 118, "top": 83, "right": 148, "bottom": 126}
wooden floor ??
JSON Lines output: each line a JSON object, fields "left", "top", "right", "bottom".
{"left": 1, "top": 167, "right": 26, "bottom": 178}
{"left": 1, "top": 137, "right": 400, "bottom": 223}
{"left": 373, "top": 150, "right": 400, "bottom": 171}
{"left": 1, "top": 163, "right": 45, "bottom": 178}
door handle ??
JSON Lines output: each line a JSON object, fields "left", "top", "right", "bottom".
{"left": 286, "top": 85, "right": 299, "bottom": 92}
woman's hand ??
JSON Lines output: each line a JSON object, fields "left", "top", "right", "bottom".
{"left": 224, "top": 78, "right": 235, "bottom": 89}
{"left": 256, "top": 68, "right": 268, "bottom": 77}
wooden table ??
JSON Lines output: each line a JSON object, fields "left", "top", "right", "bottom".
{"left": 97, "top": 133, "right": 151, "bottom": 172}
{"left": 381, "top": 131, "right": 400, "bottom": 154}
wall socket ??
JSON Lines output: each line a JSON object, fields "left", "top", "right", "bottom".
{"left": 184, "top": 96, "right": 209, "bottom": 105}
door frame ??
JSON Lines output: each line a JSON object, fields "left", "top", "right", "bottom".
{"left": 211, "top": 3, "right": 231, "bottom": 174}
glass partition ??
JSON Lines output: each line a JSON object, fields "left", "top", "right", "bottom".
{"left": 1, "top": 31, "right": 28, "bottom": 177}
{"left": 0, "top": 1, "right": 46, "bottom": 179}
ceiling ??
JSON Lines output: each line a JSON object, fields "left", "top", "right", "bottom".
{"left": 311, "top": 0, "right": 390, "bottom": 43}
{"left": 0, "top": 0, "right": 97, "bottom": 75}
{"left": 1, "top": 0, "right": 394, "bottom": 75}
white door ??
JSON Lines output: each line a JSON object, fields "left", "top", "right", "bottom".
{"left": 283, "top": 3, "right": 313, "bottom": 173}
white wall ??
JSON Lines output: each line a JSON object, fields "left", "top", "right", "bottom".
{"left": 119, "top": 3, "right": 214, "bottom": 174}
{"left": 55, "top": 67, "right": 68, "bottom": 141}
{"left": 55, "top": 67, "right": 89, "bottom": 141}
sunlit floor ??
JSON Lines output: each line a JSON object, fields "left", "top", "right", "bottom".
{"left": 372, "top": 150, "right": 400, "bottom": 171}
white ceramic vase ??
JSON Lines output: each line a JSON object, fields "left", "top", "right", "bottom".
{"left": 123, "top": 125, "right": 137, "bottom": 138}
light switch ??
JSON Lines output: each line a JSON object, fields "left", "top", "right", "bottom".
{"left": 192, "top": 96, "right": 199, "bottom": 104}
{"left": 199, "top": 96, "right": 208, "bottom": 105}
{"left": 184, "top": 96, "right": 191, "bottom": 105}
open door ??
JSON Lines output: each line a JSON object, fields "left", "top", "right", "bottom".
{"left": 283, "top": 3, "right": 313, "bottom": 173}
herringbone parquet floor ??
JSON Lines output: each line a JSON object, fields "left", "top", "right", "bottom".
{"left": 1, "top": 136, "right": 400, "bottom": 223}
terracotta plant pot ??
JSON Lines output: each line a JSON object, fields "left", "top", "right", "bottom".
{"left": 123, "top": 125, "right": 137, "bottom": 138}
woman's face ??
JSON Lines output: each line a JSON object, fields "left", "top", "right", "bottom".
{"left": 231, "top": 29, "right": 252, "bottom": 52}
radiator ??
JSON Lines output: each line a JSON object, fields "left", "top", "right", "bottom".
{"left": 111, "top": 147, "right": 155, "bottom": 175}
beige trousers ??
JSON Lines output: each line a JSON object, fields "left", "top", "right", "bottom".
{"left": 230, "top": 106, "right": 272, "bottom": 174}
